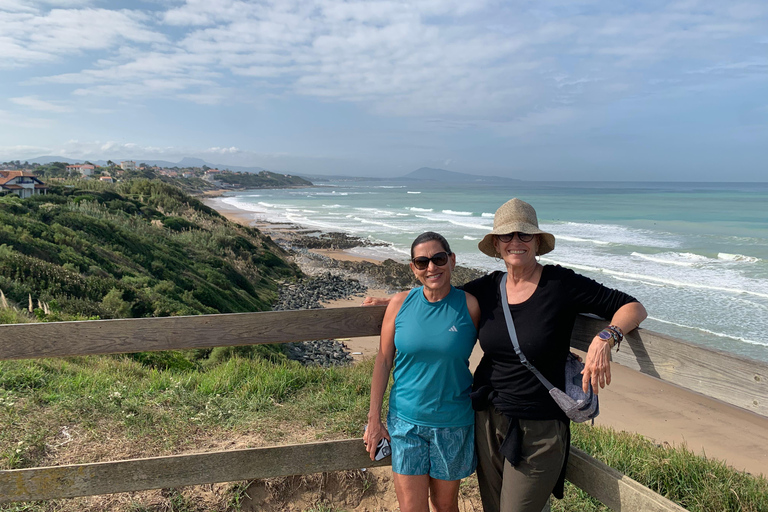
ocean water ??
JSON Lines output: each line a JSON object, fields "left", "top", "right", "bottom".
{"left": 220, "top": 180, "right": 768, "bottom": 363}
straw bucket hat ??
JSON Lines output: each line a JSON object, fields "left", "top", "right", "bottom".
{"left": 478, "top": 198, "right": 556, "bottom": 257}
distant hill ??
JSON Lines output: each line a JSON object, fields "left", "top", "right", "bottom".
{"left": 400, "top": 167, "right": 520, "bottom": 183}
{"left": 26, "top": 155, "right": 79, "bottom": 165}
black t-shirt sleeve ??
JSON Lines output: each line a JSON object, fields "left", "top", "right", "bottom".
{"left": 559, "top": 266, "right": 639, "bottom": 319}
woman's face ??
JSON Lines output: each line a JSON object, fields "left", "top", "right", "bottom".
{"left": 410, "top": 240, "right": 455, "bottom": 291}
{"left": 493, "top": 233, "right": 539, "bottom": 268}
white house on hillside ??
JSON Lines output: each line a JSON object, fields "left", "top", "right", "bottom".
{"left": 120, "top": 161, "right": 136, "bottom": 171}
{"left": 66, "top": 164, "right": 95, "bottom": 176}
{"left": 0, "top": 171, "right": 47, "bottom": 198}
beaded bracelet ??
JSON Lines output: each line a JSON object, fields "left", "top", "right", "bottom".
{"left": 606, "top": 325, "right": 623, "bottom": 351}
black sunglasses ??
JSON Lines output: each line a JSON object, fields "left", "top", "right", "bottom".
{"left": 496, "top": 232, "right": 535, "bottom": 243}
{"left": 411, "top": 251, "right": 451, "bottom": 270}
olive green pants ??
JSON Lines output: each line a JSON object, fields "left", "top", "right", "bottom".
{"left": 475, "top": 405, "right": 566, "bottom": 512}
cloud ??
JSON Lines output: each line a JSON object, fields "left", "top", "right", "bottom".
{"left": 51, "top": 140, "right": 183, "bottom": 159}
{"left": 1, "top": 5, "right": 165, "bottom": 68}
{"left": 10, "top": 95, "right": 73, "bottom": 113}
{"left": 490, "top": 106, "right": 581, "bottom": 139}
{"left": 0, "top": 144, "right": 52, "bottom": 158}
{"left": 688, "top": 59, "right": 768, "bottom": 75}
{"left": 0, "top": 109, "right": 55, "bottom": 129}
{"left": 4, "top": 0, "right": 767, "bottom": 134}
{"left": 205, "top": 146, "right": 241, "bottom": 154}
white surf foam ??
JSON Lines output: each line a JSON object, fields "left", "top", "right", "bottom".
{"left": 284, "top": 213, "right": 360, "bottom": 232}
{"left": 631, "top": 252, "right": 709, "bottom": 267}
{"left": 551, "top": 222, "right": 679, "bottom": 249}
{"left": 414, "top": 214, "right": 490, "bottom": 231}
{"left": 648, "top": 316, "right": 768, "bottom": 347}
{"left": 351, "top": 217, "right": 407, "bottom": 230}
{"left": 558, "top": 235, "right": 611, "bottom": 245}
{"left": 718, "top": 253, "right": 760, "bottom": 263}
{"left": 220, "top": 197, "right": 267, "bottom": 212}
{"left": 442, "top": 210, "right": 473, "bottom": 216}
{"left": 545, "top": 258, "right": 768, "bottom": 300}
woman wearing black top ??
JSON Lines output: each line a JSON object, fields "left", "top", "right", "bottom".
{"left": 363, "top": 198, "right": 647, "bottom": 512}
{"left": 464, "top": 198, "right": 647, "bottom": 512}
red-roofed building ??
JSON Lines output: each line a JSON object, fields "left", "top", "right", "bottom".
{"left": 0, "top": 171, "right": 48, "bottom": 198}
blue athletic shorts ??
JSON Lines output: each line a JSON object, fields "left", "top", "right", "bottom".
{"left": 387, "top": 413, "right": 476, "bottom": 481}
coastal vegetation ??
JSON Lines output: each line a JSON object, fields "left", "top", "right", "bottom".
{"left": 0, "top": 179, "right": 300, "bottom": 323}
{"left": 3, "top": 160, "right": 313, "bottom": 193}
{"left": 214, "top": 170, "right": 312, "bottom": 189}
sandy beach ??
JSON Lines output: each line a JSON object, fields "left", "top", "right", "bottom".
{"left": 204, "top": 196, "right": 768, "bottom": 478}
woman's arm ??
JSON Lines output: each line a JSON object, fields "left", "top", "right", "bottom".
{"left": 582, "top": 301, "right": 648, "bottom": 393}
{"left": 364, "top": 291, "right": 407, "bottom": 460}
{"left": 361, "top": 296, "right": 392, "bottom": 306}
{"left": 465, "top": 291, "right": 481, "bottom": 330}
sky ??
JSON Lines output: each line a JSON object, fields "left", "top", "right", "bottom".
{"left": 1, "top": 0, "right": 766, "bottom": 181}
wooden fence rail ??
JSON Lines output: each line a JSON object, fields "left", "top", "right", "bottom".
{"left": 1, "top": 306, "right": 766, "bottom": 509}
{"left": 2, "top": 306, "right": 765, "bottom": 418}
{"left": 0, "top": 442, "right": 686, "bottom": 511}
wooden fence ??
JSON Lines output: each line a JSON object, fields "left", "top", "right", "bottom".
{"left": 1, "top": 306, "right": 765, "bottom": 510}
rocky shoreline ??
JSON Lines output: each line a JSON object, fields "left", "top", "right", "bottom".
{"left": 271, "top": 230, "right": 486, "bottom": 367}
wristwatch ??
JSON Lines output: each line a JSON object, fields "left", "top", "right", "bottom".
{"left": 597, "top": 329, "right": 615, "bottom": 347}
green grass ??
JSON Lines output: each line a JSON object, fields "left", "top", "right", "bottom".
{"left": 1, "top": 355, "right": 766, "bottom": 511}
{"left": 568, "top": 422, "right": 768, "bottom": 512}
{"left": 0, "top": 355, "right": 373, "bottom": 471}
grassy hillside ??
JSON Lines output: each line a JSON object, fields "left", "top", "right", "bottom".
{"left": 0, "top": 179, "right": 300, "bottom": 322}
{"left": 0, "top": 356, "right": 766, "bottom": 511}
{"left": 215, "top": 170, "right": 312, "bottom": 188}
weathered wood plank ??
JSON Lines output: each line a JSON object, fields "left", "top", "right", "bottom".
{"left": 1, "top": 307, "right": 766, "bottom": 416}
{"left": 566, "top": 446, "right": 688, "bottom": 511}
{"left": 0, "top": 439, "right": 390, "bottom": 503}
{"left": 571, "top": 316, "right": 768, "bottom": 417}
{"left": 1, "top": 440, "right": 686, "bottom": 510}
{"left": 0, "top": 306, "right": 387, "bottom": 361}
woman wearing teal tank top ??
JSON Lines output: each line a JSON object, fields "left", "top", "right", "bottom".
{"left": 364, "top": 232, "right": 480, "bottom": 512}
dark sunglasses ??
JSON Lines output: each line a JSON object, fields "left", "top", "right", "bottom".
{"left": 411, "top": 251, "right": 451, "bottom": 270}
{"left": 496, "top": 232, "right": 535, "bottom": 243}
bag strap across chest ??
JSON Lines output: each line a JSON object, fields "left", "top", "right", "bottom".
{"left": 498, "top": 273, "right": 556, "bottom": 392}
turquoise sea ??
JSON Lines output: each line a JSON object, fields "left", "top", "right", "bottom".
{"left": 220, "top": 180, "right": 768, "bottom": 363}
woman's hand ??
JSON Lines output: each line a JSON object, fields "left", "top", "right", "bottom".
{"left": 361, "top": 296, "right": 391, "bottom": 306}
{"left": 582, "top": 301, "right": 648, "bottom": 393}
{"left": 363, "top": 420, "right": 390, "bottom": 461}
{"left": 582, "top": 335, "right": 612, "bottom": 394}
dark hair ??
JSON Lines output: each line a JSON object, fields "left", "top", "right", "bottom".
{"left": 410, "top": 231, "right": 452, "bottom": 259}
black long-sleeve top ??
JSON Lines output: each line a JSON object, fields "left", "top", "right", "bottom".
{"left": 463, "top": 265, "right": 639, "bottom": 420}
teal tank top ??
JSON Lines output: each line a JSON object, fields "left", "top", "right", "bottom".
{"left": 389, "top": 286, "right": 477, "bottom": 427}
